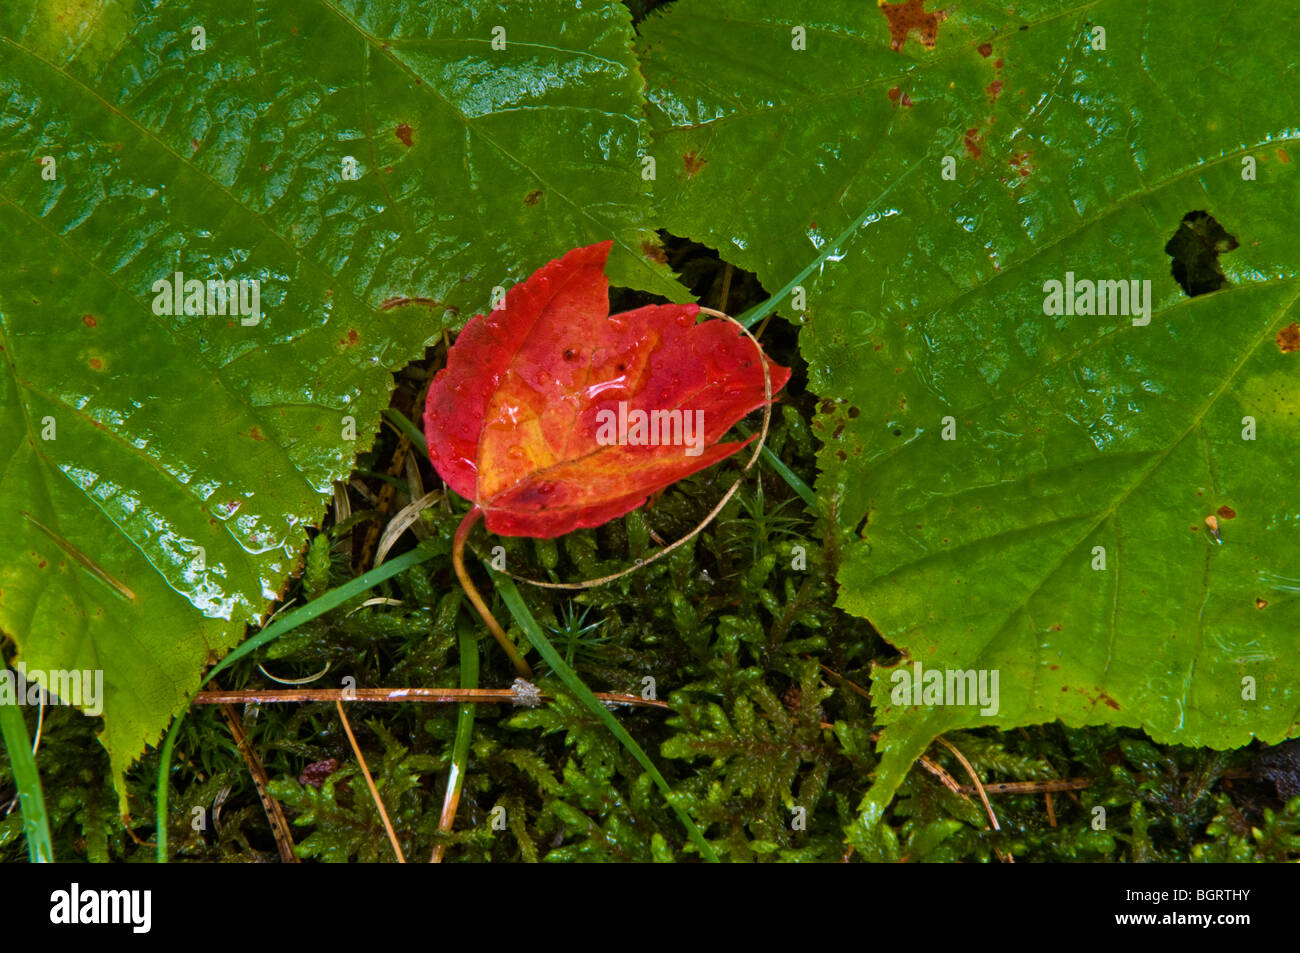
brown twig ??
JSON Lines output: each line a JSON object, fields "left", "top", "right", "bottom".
{"left": 814, "top": 660, "right": 872, "bottom": 701}
{"left": 934, "top": 736, "right": 1011, "bottom": 863}
{"left": 717, "top": 262, "right": 734, "bottom": 313}
{"left": 917, "top": 754, "right": 972, "bottom": 802}
{"left": 958, "top": 777, "right": 1094, "bottom": 796}
{"left": 220, "top": 703, "right": 298, "bottom": 863}
{"left": 336, "top": 701, "right": 405, "bottom": 862}
{"left": 193, "top": 687, "right": 669, "bottom": 708}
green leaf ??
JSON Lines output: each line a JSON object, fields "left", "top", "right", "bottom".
{"left": 0, "top": 0, "right": 679, "bottom": 799}
{"left": 641, "top": 0, "right": 1300, "bottom": 825}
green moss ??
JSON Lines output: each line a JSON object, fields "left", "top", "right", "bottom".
{"left": 2, "top": 243, "right": 1296, "bottom": 864}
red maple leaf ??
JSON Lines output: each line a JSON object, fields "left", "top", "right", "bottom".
{"left": 424, "top": 241, "right": 790, "bottom": 539}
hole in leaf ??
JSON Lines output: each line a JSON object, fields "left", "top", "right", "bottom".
{"left": 1164, "top": 211, "right": 1239, "bottom": 297}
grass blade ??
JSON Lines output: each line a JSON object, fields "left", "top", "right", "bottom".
{"left": 491, "top": 571, "right": 719, "bottom": 862}
{"left": 0, "top": 697, "right": 53, "bottom": 862}
{"left": 382, "top": 406, "right": 429, "bottom": 458}
{"left": 156, "top": 540, "right": 441, "bottom": 862}
{"left": 761, "top": 446, "right": 816, "bottom": 508}
{"left": 432, "top": 615, "right": 478, "bottom": 862}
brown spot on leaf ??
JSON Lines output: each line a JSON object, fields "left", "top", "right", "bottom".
{"left": 683, "top": 150, "right": 707, "bottom": 178}
{"left": 88, "top": 357, "right": 103, "bottom": 370}
{"left": 1217, "top": 505, "right": 1237, "bottom": 520}
{"left": 1009, "top": 151, "right": 1034, "bottom": 178}
{"left": 1256, "top": 598, "right": 1269, "bottom": 610}
{"left": 341, "top": 328, "right": 359, "bottom": 347}
{"left": 879, "top": 0, "right": 947, "bottom": 53}
{"left": 985, "top": 79, "right": 1004, "bottom": 104}
{"left": 250, "top": 426, "right": 266, "bottom": 441}
{"left": 887, "top": 86, "right": 914, "bottom": 107}
{"left": 963, "top": 128, "right": 983, "bottom": 159}
{"left": 395, "top": 123, "right": 413, "bottom": 147}
{"left": 1277, "top": 322, "right": 1300, "bottom": 353}
{"left": 1279, "top": 148, "right": 1292, "bottom": 163}
{"left": 82, "top": 314, "right": 97, "bottom": 327}
{"left": 977, "top": 42, "right": 993, "bottom": 57}
{"left": 640, "top": 240, "right": 667, "bottom": 264}
{"left": 1099, "top": 692, "right": 1120, "bottom": 710}
{"left": 524, "top": 189, "right": 543, "bottom": 206}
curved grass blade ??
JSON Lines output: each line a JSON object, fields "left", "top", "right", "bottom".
{"left": 156, "top": 541, "right": 442, "bottom": 861}
{"left": 491, "top": 570, "right": 719, "bottom": 862}
{"left": 382, "top": 407, "right": 429, "bottom": 459}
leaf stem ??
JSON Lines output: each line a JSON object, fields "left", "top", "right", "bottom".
{"left": 452, "top": 506, "right": 532, "bottom": 678}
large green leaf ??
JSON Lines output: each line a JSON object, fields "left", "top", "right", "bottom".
{"left": 640, "top": 0, "right": 1300, "bottom": 830}
{"left": 0, "top": 0, "right": 680, "bottom": 798}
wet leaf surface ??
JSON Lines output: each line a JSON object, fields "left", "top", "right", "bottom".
{"left": 0, "top": 0, "right": 681, "bottom": 792}
{"left": 424, "top": 242, "right": 789, "bottom": 538}
{"left": 640, "top": 0, "right": 1300, "bottom": 826}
